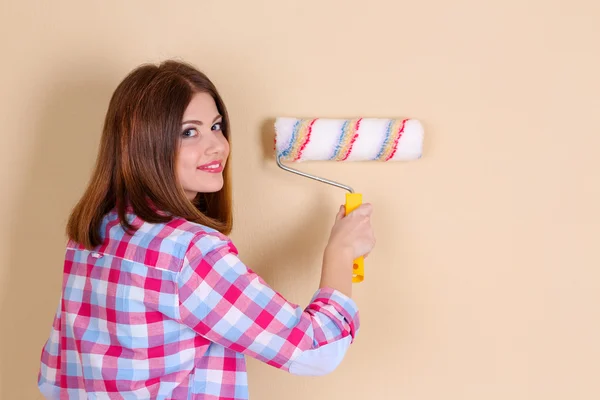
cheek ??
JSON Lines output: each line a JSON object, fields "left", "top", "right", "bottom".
{"left": 176, "top": 148, "right": 198, "bottom": 176}
{"left": 222, "top": 137, "right": 231, "bottom": 156}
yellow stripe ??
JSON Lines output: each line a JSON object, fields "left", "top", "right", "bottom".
{"left": 287, "top": 119, "right": 311, "bottom": 160}
{"left": 333, "top": 119, "right": 360, "bottom": 161}
{"left": 378, "top": 119, "right": 403, "bottom": 160}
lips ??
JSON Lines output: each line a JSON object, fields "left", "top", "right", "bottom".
{"left": 197, "top": 161, "right": 224, "bottom": 173}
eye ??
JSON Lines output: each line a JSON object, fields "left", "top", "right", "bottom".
{"left": 182, "top": 127, "right": 198, "bottom": 138}
{"left": 211, "top": 121, "right": 223, "bottom": 131}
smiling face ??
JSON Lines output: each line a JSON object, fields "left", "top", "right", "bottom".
{"left": 176, "top": 92, "right": 230, "bottom": 200}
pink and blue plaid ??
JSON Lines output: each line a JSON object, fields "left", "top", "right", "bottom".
{"left": 38, "top": 209, "right": 360, "bottom": 399}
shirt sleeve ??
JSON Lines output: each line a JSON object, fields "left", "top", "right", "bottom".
{"left": 176, "top": 233, "right": 360, "bottom": 376}
{"left": 38, "top": 301, "right": 62, "bottom": 399}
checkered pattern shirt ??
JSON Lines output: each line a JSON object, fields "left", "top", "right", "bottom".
{"left": 38, "top": 209, "right": 360, "bottom": 399}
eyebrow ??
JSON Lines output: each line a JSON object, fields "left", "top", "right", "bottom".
{"left": 182, "top": 115, "right": 222, "bottom": 125}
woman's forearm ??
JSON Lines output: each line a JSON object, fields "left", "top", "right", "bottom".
{"left": 319, "top": 245, "right": 355, "bottom": 298}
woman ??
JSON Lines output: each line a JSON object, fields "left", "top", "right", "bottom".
{"left": 38, "top": 60, "right": 375, "bottom": 399}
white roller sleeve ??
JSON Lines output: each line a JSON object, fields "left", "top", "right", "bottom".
{"left": 274, "top": 117, "right": 423, "bottom": 162}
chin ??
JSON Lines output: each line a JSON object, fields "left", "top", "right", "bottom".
{"left": 196, "top": 182, "right": 224, "bottom": 194}
{"left": 202, "top": 187, "right": 223, "bottom": 193}
{"left": 183, "top": 175, "right": 224, "bottom": 195}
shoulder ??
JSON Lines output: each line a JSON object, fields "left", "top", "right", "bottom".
{"left": 164, "top": 215, "right": 239, "bottom": 263}
{"left": 68, "top": 211, "right": 238, "bottom": 273}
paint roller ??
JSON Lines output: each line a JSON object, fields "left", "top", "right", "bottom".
{"left": 274, "top": 117, "right": 424, "bottom": 283}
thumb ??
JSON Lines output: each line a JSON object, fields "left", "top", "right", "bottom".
{"left": 335, "top": 205, "right": 346, "bottom": 221}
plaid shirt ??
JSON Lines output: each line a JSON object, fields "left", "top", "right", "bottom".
{"left": 38, "top": 209, "right": 360, "bottom": 399}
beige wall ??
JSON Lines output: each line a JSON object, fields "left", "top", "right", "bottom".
{"left": 1, "top": 1, "right": 599, "bottom": 399}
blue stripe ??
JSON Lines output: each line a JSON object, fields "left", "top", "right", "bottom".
{"left": 374, "top": 119, "right": 394, "bottom": 160}
{"left": 280, "top": 120, "right": 301, "bottom": 158}
{"left": 330, "top": 120, "right": 349, "bottom": 160}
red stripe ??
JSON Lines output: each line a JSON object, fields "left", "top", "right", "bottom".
{"left": 341, "top": 118, "right": 362, "bottom": 161}
{"left": 385, "top": 119, "right": 407, "bottom": 161}
{"left": 294, "top": 118, "right": 317, "bottom": 161}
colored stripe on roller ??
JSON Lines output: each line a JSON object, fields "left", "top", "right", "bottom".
{"left": 294, "top": 118, "right": 316, "bottom": 161}
{"left": 279, "top": 120, "right": 300, "bottom": 159}
{"left": 375, "top": 118, "right": 407, "bottom": 161}
{"left": 280, "top": 119, "right": 316, "bottom": 161}
{"left": 330, "top": 118, "right": 362, "bottom": 161}
{"left": 385, "top": 118, "right": 407, "bottom": 161}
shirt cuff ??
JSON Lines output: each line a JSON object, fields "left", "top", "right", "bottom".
{"left": 308, "top": 287, "right": 360, "bottom": 341}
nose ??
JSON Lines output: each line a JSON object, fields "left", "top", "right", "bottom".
{"left": 204, "top": 131, "right": 227, "bottom": 155}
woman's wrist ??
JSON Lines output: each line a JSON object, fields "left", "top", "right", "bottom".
{"left": 323, "top": 244, "right": 354, "bottom": 268}
{"left": 320, "top": 244, "right": 354, "bottom": 297}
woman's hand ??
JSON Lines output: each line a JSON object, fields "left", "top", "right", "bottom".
{"left": 319, "top": 203, "right": 375, "bottom": 297}
{"left": 326, "top": 203, "right": 376, "bottom": 261}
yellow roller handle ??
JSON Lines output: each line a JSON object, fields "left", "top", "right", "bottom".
{"left": 345, "top": 192, "right": 364, "bottom": 283}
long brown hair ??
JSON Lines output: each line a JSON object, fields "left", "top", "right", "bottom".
{"left": 67, "top": 60, "right": 233, "bottom": 249}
